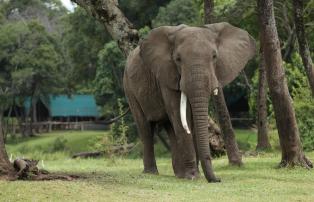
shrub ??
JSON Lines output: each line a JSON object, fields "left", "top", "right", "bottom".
{"left": 50, "top": 136, "right": 68, "bottom": 152}
{"left": 294, "top": 92, "right": 314, "bottom": 151}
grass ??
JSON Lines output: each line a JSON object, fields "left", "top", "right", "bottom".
{"left": 1, "top": 154, "right": 314, "bottom": 202}
{"left": 1, "top": 129, "right": 314, "bottom": 201}
{"left": 6, "top": 131, "right": 105, "bottom": 160}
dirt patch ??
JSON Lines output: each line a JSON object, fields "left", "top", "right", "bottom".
{"left": 0, "top": 159, "right": 81, "bottom": 181}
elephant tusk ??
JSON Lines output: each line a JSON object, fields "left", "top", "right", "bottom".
{"left": 180, "top": 92, "right": 191, "bottom": 135}
{"left": 213, "top": 88, "right": 219, "bottom": 96}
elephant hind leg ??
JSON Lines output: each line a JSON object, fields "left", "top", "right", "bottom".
{"left": 127, "top": 93, "right": 158, "bottom": 174}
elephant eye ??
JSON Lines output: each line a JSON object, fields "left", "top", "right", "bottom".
{"left": 176, "top": 56, "right": 181, "bottom": 63}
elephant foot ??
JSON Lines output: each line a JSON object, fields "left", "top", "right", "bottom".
{"left": 143, "top": 168, "right": 159, "bottom": 175}
{"left": 185, "top": 169, "right": 200, "bottom": 180}
{"left": 207, "top": 177, "right": 221, "bottom": 183}
{"left": 176, "top": 168, "right": 199, "bottom": 180}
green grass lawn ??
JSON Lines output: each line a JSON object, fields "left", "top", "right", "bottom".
{"left": 1, "top": 130, "right": 314, "bottom": 202}
{"left": 1, "top": 154, "right": 314, "bottom": 202}
{"left": 5, "top": 131, "right": 105, "bottom": 160}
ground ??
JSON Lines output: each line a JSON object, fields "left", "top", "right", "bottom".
{"left": 1, "top": 130, "right": 313, "bottom": 202}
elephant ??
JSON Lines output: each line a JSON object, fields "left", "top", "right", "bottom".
{"left": 123, "top": 22, "right": 256, "bottom": 183}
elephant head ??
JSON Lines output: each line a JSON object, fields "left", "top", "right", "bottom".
{"left": 139, "top": 22, "right": 256, "bottom": 182}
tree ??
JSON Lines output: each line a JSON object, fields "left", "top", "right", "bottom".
{"left": 204, "top": 0, "right": 214, "bottom": 23}
{"left": 93, "top": 41, "right": 125, "bottom": 115}
{"left": 0, "top": 89, "right": 15, "bottom": 178}
{"left": 152, "top": 0, "right": 202, "bottom": 27}
{"left": 293, "top": 0, "right": 314, "bottom": 96}
{"left": 257, "top": 0, "right": 312, "bottom": 168}
{"left": 256, "top": 40, "right": 271, "bottom": 150}
{"left": 119, "top": 0, "right": 171, "bottom": 28}
{"left": 204, "top": 0, "right": 243, "bottom": 166}
{"left": 0, "top": 20, "right": 66, "bottom": 135}
{"left": 61, "top": 8, "right": 111, "bottom": 84}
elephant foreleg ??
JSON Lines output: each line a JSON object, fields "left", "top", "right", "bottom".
{"left": 162, "top": 90, "right": 198, "bottom": 180}
{"left": 164, "top": 122, "right": 185, "bottom": 177}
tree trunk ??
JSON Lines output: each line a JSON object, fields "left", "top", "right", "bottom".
{"left": 71, "top": 0, "right": 139, "bottom": 56}
{"left": 257, "top": 0, "right": 312, "bottom": 168}
{"left": 213, "top": 89, "right": 242, "bottom": 165}
{"left": 204, "top": 0, "right": 214, "bottom": 24}
{"left": 256, "top": 38, "right": 271, "bottom": 151}
{"left": 293, "top": 0, "right": 314, "bottom": 96}
{"left": 204, "top": 0, "right": 242, "bottom": 166}
{"left": 0, "top": 112, "right": 14, "bottom": 178}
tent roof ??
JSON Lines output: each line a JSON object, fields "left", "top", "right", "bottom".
{"left": 24, "top": 95, "right": 100, "bottom": 117}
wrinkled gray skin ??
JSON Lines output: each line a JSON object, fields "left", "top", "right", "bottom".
{"left": 123, "top": 22, "right": 256, "bottom": 183}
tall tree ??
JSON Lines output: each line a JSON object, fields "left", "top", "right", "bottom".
{"left": 0, "top": 112, "right": 13, "bottom": 178}
{"left": 257, "top": 0, "right": 312, "bottom": 168}
{"left": 61, "top": 8, "right": 111, "bottom": 84}
{"left": 204, "top": 0, "right": 214, "bottom": 24}
{"left": 292, "top": 0, "right": 314, "bottom": 96}
{"left": 256, "top": 40, "right": 271, "bottom": 150}
{"left": 204, "top": 0, "right": 243, "bottom": 166}
{"left": 0, "top": 89, "right": 14, "bottom": 178}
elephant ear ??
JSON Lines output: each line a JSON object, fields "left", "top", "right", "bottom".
{"left": 204, "top": 22, "right": 256, "bottom": 86}
{"left": 140, "top": 25, "right": 187, "bottom": 90}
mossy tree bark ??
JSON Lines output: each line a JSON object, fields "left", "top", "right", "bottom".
{"left": 257, "top": 0, "right": 312, "bottom": 168}
{"left": 0, "top": 112, "right": 14, "bottom": 178}
{"left": 292, "top": 0, "right": 314, "bottom": 96}
{"left": 256, "top": 39, "right": 271, "bottom": 151}
{"left": 204, "top": 0, "right": 242, "bottom": 166}
{"left": 71, "top": 0, "right": 139, "bottom": 56}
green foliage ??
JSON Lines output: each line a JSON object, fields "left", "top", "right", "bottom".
{"left": 295, "top": 98, "right": 314, "bottom": 151}
{"left": 249, "top": 53, "right": 314, "bottom": 151}
{"left": 248, "top": 65, "right": 273, "bottom": 121}
{"left": 0, "top": 20, "right": 66, "bottom": 114}
{"left": 194, "top": 0, "right": 236, "bottom": 22}
{"left": 138, "top": 26, "right": 151, "bottom": 39}
{"left": 94, "top": 98, "right": 131, "bottom": 157}
{"left": 293, "top": 79, "right": 314, "bottom": 151}
{"left": 119, "top": 0, "right": 171, "bottom": 28}
{"left": 152, "top": 0, "right": 202, "bottom": 27}
{"left": 50, "top": 136, "right": 68, "bottom": 152}
{"left": 6, "top": 131, "right": 105, "bottom": 159}
{"left": 110, "top": 98, "right": 129, "bottom": 146}
{"left": 282, "top": 54, "right": 314, "bottom": 151}
{"left": 61, "top": 8, "right": 110, "bottom": 84}
{"left": 93, "top": 41, "right": 126, "bottom": 116}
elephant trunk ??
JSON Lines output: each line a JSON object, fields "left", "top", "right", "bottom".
{"left": 190, "top": 93, "right": 219, "bottom": 182}
{"left": 182, "top": 65, "right": 220, "bottom": 183}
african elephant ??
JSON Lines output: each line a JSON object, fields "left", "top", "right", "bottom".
{"left": 123, "top": 22, "right": 256, "bottom": 182}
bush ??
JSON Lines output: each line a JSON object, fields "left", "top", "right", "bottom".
{"left": 294, "top": 93, "right": 314, "bottom": 151}
{"left": 50, "top": 136, "right": 68, "bottom": 152}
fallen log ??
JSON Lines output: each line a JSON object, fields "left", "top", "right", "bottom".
{"left": 71, "top": 143, "right": 135, "bottom": 158}
{"left": 72, "top": 151, "right": 103, "bottom": 159}
{"left": 208, "top": 117, "right": 225, "bottom": 157}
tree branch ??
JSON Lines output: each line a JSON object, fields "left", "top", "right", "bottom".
{"left": 71, "top": 0, "right": 139, "bottom": 56}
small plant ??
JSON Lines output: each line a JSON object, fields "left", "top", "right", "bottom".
{"left": 92, "top": 98, "right": 130, "bottom": 158}
{"left": 50, "top": 136, "right": 68, "bottom": 152}
{"left": 110, "top": 98, "right": 129, "bottom": 154}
